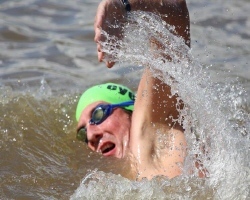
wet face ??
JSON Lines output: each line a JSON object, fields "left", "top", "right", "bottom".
{"left": 77, "top": 101, "right": 132, "bottom": 158}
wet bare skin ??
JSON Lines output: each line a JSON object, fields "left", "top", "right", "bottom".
{"left": 81, "top": 0, "right": 193, "bottom": 180}
{"left": 78, "top": 98, "right": 187, "bottom": 180}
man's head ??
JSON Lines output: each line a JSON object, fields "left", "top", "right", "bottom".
{"left": 76, "top": 83, "right": 135, "bottom": 158}
{"left": 76, "top": 83, "right": 135, "bottom": 121}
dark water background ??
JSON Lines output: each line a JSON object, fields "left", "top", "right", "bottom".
{"left": 0, "top": 0, "right": 249, "bottom": 199}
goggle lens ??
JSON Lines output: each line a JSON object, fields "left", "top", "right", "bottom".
{"left": 76, "top": 127, "right": 88, "bottom": 143}
{"left": 90, "top": 106, "right": 107, "bottom": 125}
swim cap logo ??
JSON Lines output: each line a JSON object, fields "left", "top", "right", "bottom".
{"left": 107, "top": 84, "right": 135, "bottom": 100}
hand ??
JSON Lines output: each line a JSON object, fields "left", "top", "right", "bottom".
{"left": 94, "top": 0, "right": 127, "bottom": 68}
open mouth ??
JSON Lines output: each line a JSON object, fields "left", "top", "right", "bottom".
{"left": 100, "top": 142, "right": 115, "bottom": 154}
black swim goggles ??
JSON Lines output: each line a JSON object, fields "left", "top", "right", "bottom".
{"left": 76, "top": 100, "right": 134, "bottom": 143}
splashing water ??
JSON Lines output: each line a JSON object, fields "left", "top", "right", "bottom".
{"left": 71, "top": 11, "right": 250, "bottom": 199}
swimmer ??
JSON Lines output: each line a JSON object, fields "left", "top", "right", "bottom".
{"left": 76, "top": 0, "right": 191, "bottom": 180}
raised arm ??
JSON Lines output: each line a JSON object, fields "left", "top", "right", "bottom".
{"left": 94, "top": 0, "right": 190, "bottom": 179}
{"left": 127, "top": 0, "right": 190, "bottom": 133}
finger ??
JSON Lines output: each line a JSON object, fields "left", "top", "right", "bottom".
{"left": 94, "top": 1, "right": 105, "bottom": 30}
{"left": 94, "top": 26, "right": 102, "bottom": 44}
{"left": 106, "top": 61, "right": 115, "bottom": 68}
{"left": 96, "top": 31, "right": 104, "bottom": 62}
{"left": 97, "top": 51, "right": 104, "bottom": 62}
{"left": 97, "top": 51, "right": 115, "bottom": 68}
{"left": 94, "top": 1, "right": 106, "bottom": 44}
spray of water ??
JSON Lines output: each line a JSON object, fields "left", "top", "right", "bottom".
{"left": 71, "top": 11, "right": 249, "bottom": 199}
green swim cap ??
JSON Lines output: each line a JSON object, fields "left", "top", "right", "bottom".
{"left": 76, "top": 83, "right": 135, "bottom": 121}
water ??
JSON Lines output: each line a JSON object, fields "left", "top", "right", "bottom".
{"left": 0, "top": 0, "right": 249, "bottom": 199}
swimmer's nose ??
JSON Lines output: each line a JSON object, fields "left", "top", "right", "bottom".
{"left": 86, "top": 125, "right": 103, "bottom": 151}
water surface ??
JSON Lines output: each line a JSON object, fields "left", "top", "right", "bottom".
{"left": 0, "top": 0, "right": 249, "bottom": 199}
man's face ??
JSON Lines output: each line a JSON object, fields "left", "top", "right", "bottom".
{"left": 77, "top": 101, "right": 132, "bottom": 158}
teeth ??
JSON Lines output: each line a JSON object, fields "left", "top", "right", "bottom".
{"left": 101, "top": 143, "right": 115, "bottom": 154}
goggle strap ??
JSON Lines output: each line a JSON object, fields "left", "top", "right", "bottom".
{"left": 110, "top": 100, "right": 134, "bottom": 109}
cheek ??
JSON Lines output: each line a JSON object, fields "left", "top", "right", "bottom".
{"left": 106, "top": 113, "right": 131, "bottom": 137}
